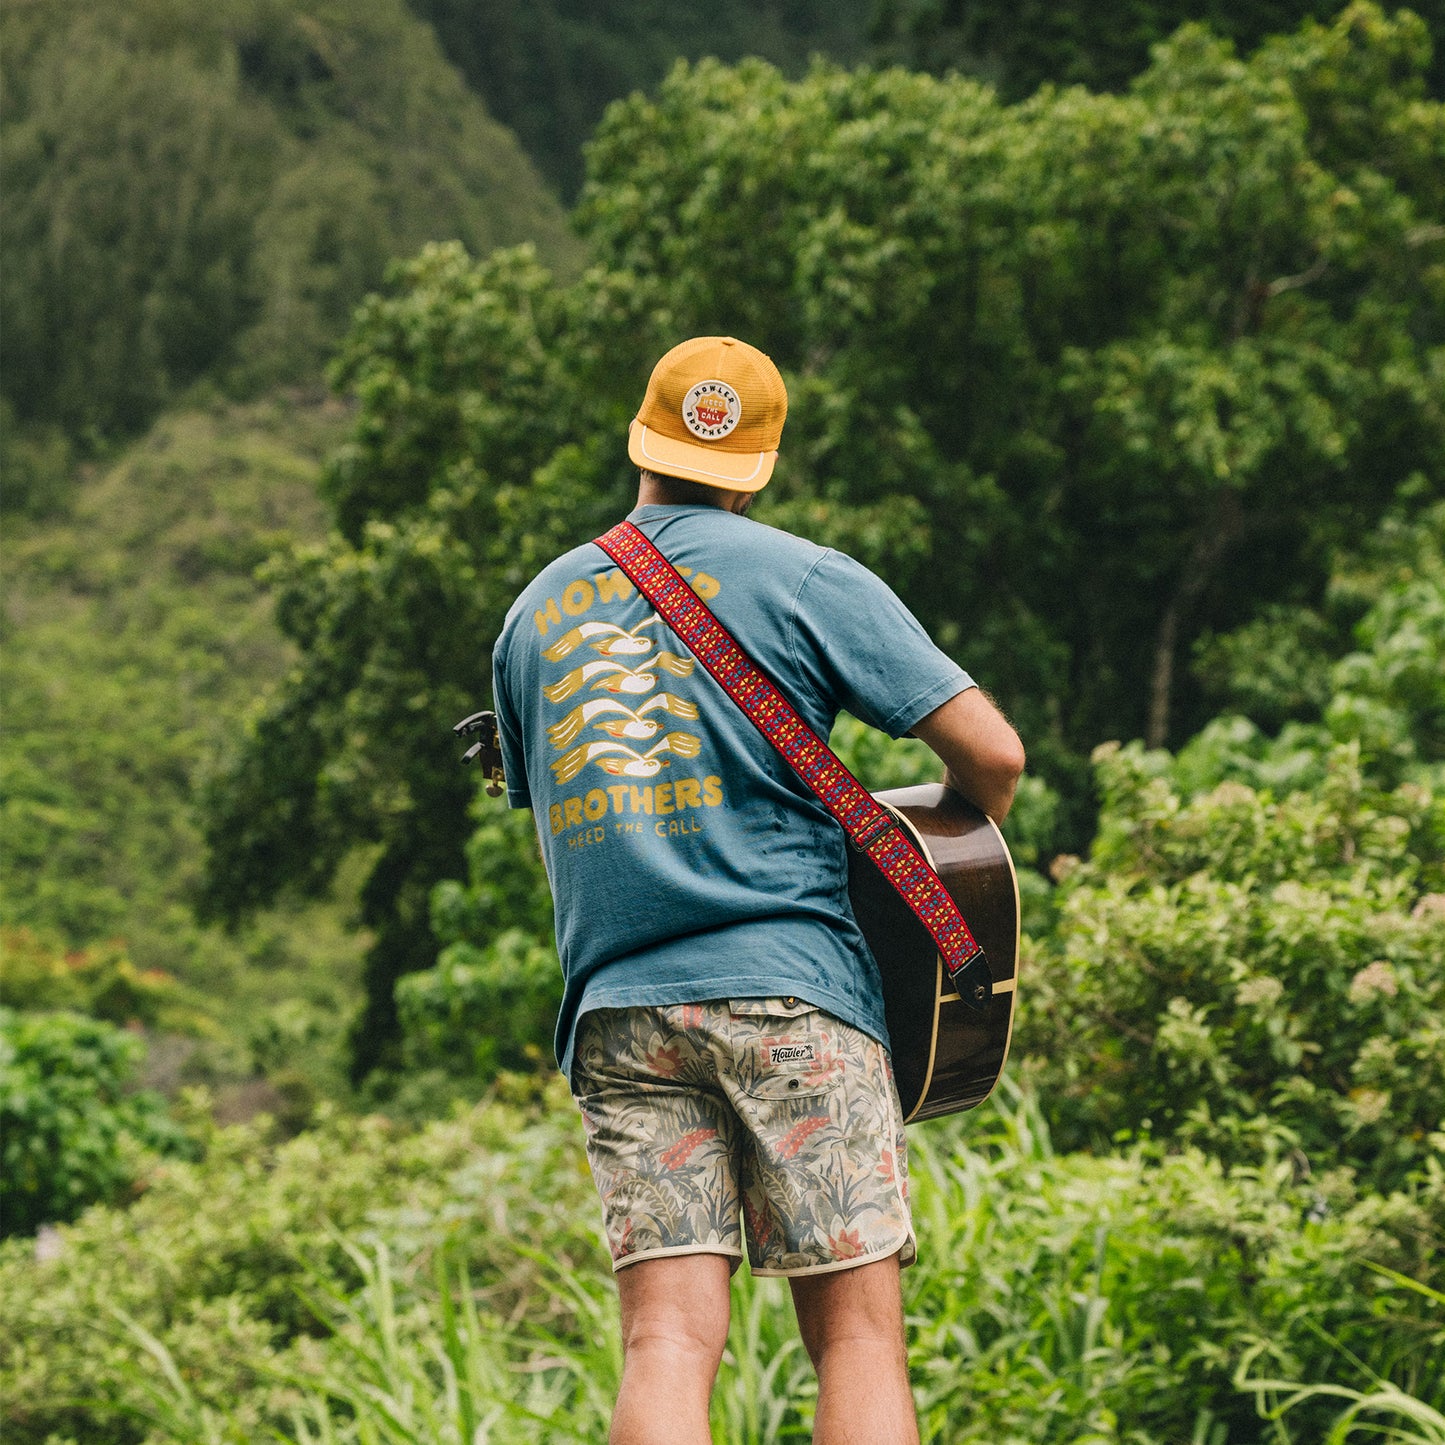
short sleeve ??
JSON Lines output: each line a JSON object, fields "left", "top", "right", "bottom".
{"left": 490, "top": 642, "right": 532, "bottom": 809}
{"left": 790, "top": 551, "right": 973, "bottom": 737}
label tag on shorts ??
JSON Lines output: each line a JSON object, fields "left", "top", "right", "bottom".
{"left": 765, "top": 1041, "right": 817, "bottom": 1066}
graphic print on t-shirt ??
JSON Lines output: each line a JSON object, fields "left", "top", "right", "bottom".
{"left": 542, "top": 650, "right": 695, "bottom": 703}
{"left": 547, "top": 693, "right": 700, "bottom": 749}
{"left": 533, "top": 574, "right": 714, "bottom": 791}
{"left": 527, "top": 563, "right": 734, "bottom": 848}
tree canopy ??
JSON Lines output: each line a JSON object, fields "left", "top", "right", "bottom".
{"left": 870, "top": 0, "right": 1445, "bottom": 99}
{"left": 200, "top": 5, "right": 1445, "bottom": 1075}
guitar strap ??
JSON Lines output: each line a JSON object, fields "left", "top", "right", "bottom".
{"left": 594, "top": 520, "right": 992, "bottom": 1009}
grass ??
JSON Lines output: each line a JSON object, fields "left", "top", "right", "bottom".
{"left": 86, "top": 1078, "right": 1441, "bottom": 1445}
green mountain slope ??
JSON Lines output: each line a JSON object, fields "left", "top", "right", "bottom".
{"left": 411, "top": 0, "right": 879, "bottom": 199}
{"left": 0, "top": 395, "right": 368, "bottom": 1102}
{"left": 0, "top": 0, "right": 577, "bottom": 445}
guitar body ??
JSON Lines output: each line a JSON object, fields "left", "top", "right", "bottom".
{"left": 847, "top": 783, "right": 1020, "bottom": 1123}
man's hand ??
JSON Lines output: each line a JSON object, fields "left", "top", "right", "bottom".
{"left": 911, "top": 687, "right": 1026, "bottom": 822}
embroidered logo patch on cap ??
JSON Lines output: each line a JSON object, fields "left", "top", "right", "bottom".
{"left": 682, "top": 380, "right": 741, "bottom": 441}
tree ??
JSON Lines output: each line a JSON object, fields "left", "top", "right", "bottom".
{"left": 203, "top": 7, "right": 1445, "bottom": 1075}
{"left": 199, "top": 244, "right": 650, "bottom": 1075}
{"left": 869, "top": 0, "right": 1445, "bottom": 101}
{"left": 577, "top": 9, "right": 1443, "bottom": 762}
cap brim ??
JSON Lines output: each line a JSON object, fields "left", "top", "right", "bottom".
{"left": 628, "top": 421, "right": 776, "bottom": 493}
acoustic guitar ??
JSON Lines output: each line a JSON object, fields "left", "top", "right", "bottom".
{"left": 455, "top": 714, "right": 1020, "bottom": 1124}
{"left": 846, "top": 784, "right": 1020, "bottom": 1122}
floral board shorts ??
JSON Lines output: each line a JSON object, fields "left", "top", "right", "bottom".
{"left": 570, "top": 998, "right": 916, "bottom": 1277}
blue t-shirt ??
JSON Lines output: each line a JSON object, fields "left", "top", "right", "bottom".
{"left": 491, "top": 504, "right": 972, "bottom": 1080}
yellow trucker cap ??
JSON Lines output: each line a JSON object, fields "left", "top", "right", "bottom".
{"left": 627, "top": 336, "right": 788, "bottom": 492}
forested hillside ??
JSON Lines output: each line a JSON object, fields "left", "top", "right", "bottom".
{"left": 197, "top": 5, "right": 1444, "bottom": 1076}
{"left": 1, "top": 2, "right": 1442, "bottom": 1440}
{"left": 410, "top": 0, "right": 877, "bottom": 198}
{"left": 1, "top": 396, "right": 369, "bottom": 1117}
{"left": 0, "top": 0, "right": 574, "bottom": 460}
{"left": 872, "top": 0, "right": 1445, "bottom": 95}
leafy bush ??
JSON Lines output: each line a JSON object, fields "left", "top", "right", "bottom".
{"left": 392, "top": 806, "right": 561, "bottom": 1091}
{"left": 1022, "top": 506, "right": 1445, "bottom": 1190}
{"left": 397, "top": 930, "right": 561, "bottom": 1088}
{"left": 0, "top": 1009, "right": 193, "bottom": 1237}
{"left": 1023, "top": 739, "right": 1444, "bottom": 1190}
{"left": 0, "top": 1078, "right": 580, "bottom": 1444}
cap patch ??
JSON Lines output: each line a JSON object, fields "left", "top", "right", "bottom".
{"left": 682, "top": 380, "right": 741, "bottom": 442}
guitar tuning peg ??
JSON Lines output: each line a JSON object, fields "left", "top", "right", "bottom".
{"left": 461, "top": 742, "right": 482, "bottom": 765}
{"left": 454, "top": 711, "right": 491, "bottom": 736}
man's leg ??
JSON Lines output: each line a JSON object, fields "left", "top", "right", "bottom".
{"left": 610, "top": 1252, "right": 734, "bottom": 1445}
{"left": 790, "top": 1254, "right": 919, "bottom": 1445}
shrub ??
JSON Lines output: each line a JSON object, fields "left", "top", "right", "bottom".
{"left": 0, "top": 1078, "right": 579, "bottom": 1444}
{"left": 0, "top": 1008, "right": 192, "bottom": 1237}
{"left": 1020, "top": 739, "right": 1445, "bottom": 1191}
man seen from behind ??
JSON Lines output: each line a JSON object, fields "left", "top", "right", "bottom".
{"left": 490, "top": 336, "right": 1025, "bottom": 1444}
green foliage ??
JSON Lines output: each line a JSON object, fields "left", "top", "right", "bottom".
{"left": 578, "top": 12, "right": 1444, "bottom": 760}
{"left": 1, "top": 398, "right": 343, "bottom": 966}
{"left": 0, "top": 0, "right": 573, "bottom": 446}
{"left": 199, "top": 242, "right": 654, "bottom": 1074}
{"left": 0, "top": 396, "right": 369, "bottom": 1115}
{"left": 870, "top": 0, "right": 1445, "bottom": 100}
{"left": 395, "top": 806, "right": 561, "bottom": 1090}
{"left": 0, "top": 1080, "right": 585, "bottom": 1444}
{"left": 0, "top": 931, "right": 215, "bottom": 1036}
{"left": 1021, "top": 512, "right": 1445, "bottom": 1189}
{"left": 2, "top": 1082, "right": 1438, "bottom": 1442}
{"left": 1193, "top": 503, "right": 1445, "bottom": 795}
{"left": 0, "top": 1008, "right": 192, "bottom": 1237}
{"left": 411, "top": 0, "right": 877, "bottom": 200}
{"left": 203, "top": 9, "right": 1444, "bottom": 1073}
{"left": 0, "top": 400, "right": 76, "bottom": 520}
{"left": 1025, "top": 739, "right": 1444, "bottom": 1189}
{"left": 396, "top": 930, "right": 562, "bottom": 1087}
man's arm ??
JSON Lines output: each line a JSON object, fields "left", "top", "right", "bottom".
{"left": 911, "top": 686, "right": 1026, "bottom": 822}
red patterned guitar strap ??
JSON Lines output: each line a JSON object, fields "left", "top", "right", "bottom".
{"left": 595, "top": 521, "right": 992, "bottom": 1009}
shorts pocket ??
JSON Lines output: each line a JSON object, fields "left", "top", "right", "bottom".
{"left": 729, "top": 998, "right": 842, "bottom": 1101}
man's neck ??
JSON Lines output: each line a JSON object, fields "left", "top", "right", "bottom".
{"left": 636, "top": 471, "right": 753, "bottom": 515}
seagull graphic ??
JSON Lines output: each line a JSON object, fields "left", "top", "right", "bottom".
{"left": 543, "top": 652, "right": 695, "bottom": 704}
{"left": 547, "top": 693, "right": 701, "bottom": 749}
{"left": 542, "top": 615, "right": 659, "bottom": 661}
{"left": 551, "top": 731, "right": 703, "bottom": 783}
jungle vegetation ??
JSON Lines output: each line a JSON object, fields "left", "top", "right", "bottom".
{"left": 1, "top": 2, "right": 1441, "bottom": 1440}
